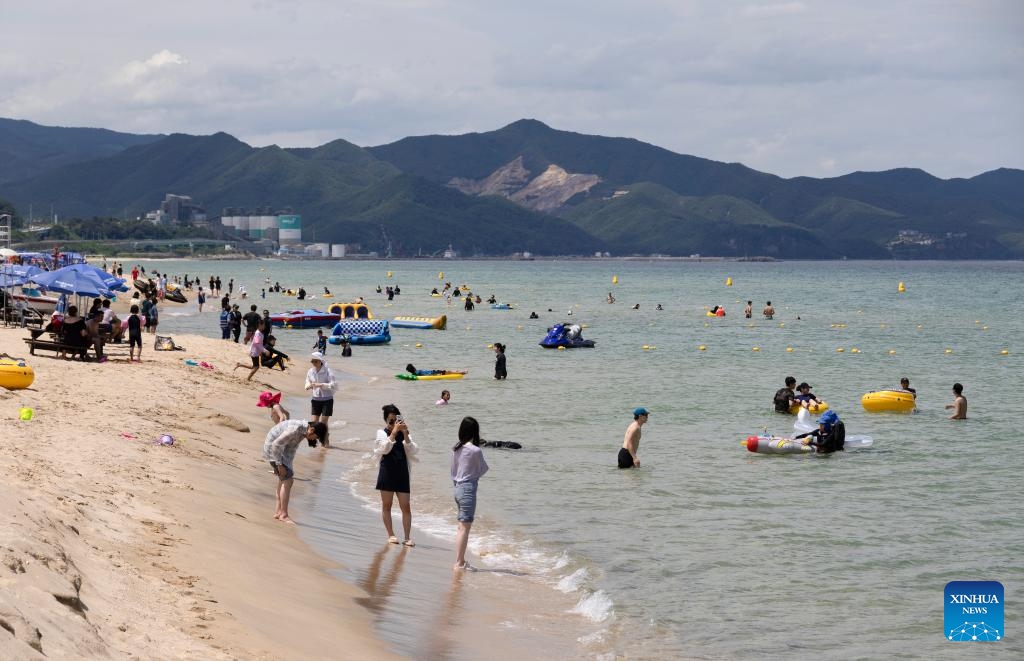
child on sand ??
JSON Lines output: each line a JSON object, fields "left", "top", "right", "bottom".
{"left": 127, "top": 304, "right": 143, "bottom": 362}
{"left": 257, "top": 391, "right": 290, "bottom": 423}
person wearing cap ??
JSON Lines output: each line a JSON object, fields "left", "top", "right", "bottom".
{"left": 305, "top": 352, "right": 337, "bottom": 447}
{"left": 257, "top": 390, "right": 290, "bottom": 424}
{"left": 795, "top": 410, "right": 845, "bottom": 454}
{"left": 793, "top": 382, "right": 822, "bottom": 409}
{"left": 262, "top": 419, "right": 327, "bottom": 523}
{"left": 774, "top": 376, "right": 798, "bottom": 413}
{"left": 618, "top": 408, "right": 649, "bottom": 468}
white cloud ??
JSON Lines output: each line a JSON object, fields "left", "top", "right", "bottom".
{"left": 0, "top": 0, "right": 1020, "bottom": 177}
{"left": 115, "top": 50, "right": 189, "bottom": 85}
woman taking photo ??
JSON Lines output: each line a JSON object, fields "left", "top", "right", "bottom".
{"left": 451, "top": 416, "right": 489, "bottom": 570}
{"left": 373, "top": 404, "right": 419, "bottom": 547}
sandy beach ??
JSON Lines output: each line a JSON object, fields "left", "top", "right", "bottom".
{"left": 0, "top": 325, "right": 403, "bottom": 659}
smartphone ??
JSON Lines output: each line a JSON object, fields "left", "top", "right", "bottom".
{"left": 396, "top": 415, "right": 404, "bottom": 423}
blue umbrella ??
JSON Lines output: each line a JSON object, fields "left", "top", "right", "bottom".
{"left": 0, "top": 264, "right": 44, "bottom": 279}
{"left": 0, "top": 273, "right": 28, "bottom": 288}
{"left": 32, "top": 264, "right": 122, "bottom": 298}
{"left": 67, "top": 263, "right": 130, "bottom": 292}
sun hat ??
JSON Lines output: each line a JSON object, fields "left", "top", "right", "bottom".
{"left": 797, "top": 382, "right": 812, "bottom": 390}
{"left": 633, "top": 407, "right": 650, "bottom": 416}
{"left": 257, "top": 391, "right": 282, "bottom": 408}
{"left": 310, "top": 351, "right": 324, "bottom": 361}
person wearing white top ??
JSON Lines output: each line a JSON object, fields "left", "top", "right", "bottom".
{"left": 450, "top": 416, "right": 489, "bottom": 570}
{"left": 305, "top": 352, "right": 337, "bottom": 446}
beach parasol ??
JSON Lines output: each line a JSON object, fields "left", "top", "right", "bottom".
{"left": 32, "top": 264, "right": 124, "bottom": 298}
{"left": 0, "top": 264, "right": 44, "bottom": 279}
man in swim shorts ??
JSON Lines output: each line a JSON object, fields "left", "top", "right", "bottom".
{"left": 618, "top": 408, "right": 648, "bottom": 468}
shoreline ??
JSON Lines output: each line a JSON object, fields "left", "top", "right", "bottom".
{"left": 0, "top": 324, "right": 602, "bottom": 659}
{"left": 0, "top": 327, "right": 399, "bottom": 659}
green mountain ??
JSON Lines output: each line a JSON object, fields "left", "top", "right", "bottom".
{"left": 565, "top": 183, "right": 830, "bottom": 258}
{"left": 0, "top": 118, "right": 162, "bottom": 185}
{"left": 2, "top": 117, "right": 1021, "bottom": 258}
{"left": 2, "top": 130, "right": 602, "bottom": 256}
{"left": 370, "top": 120, "right": 1024, "bottom": 258}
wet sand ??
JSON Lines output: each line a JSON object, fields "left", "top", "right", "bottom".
{"left": 0, "top": 324, "right": 593, "bottom": 659}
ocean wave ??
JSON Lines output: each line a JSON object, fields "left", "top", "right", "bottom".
{"left": 570, "top": 590, "right": 614, "bottom": 623}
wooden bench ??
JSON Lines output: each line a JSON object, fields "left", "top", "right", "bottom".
{"left": 23, "top": 336, "right": 92, "bottom": 359}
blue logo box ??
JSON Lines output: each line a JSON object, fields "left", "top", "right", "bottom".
{"left": 945, "top": 581, "right": 1003, "bottom": 642}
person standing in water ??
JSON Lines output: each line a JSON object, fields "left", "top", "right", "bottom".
{"left": 305, "top": 352, "right": 337, "bottom": 446}
{"left": 373, "top": 404, "right": 419, "bottom": 547}
{"left": 618, "top": 408, "right": 649, "bottom": 468}
{"left": 946, "top": 383, "right": 967, "bottom": 419}
{"left": 493, "top": 343, "right": 507, "bottom": 380}
{"left": 451, "top": 416, "right": 489, "bottom": 570}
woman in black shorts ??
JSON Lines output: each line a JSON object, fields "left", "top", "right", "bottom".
{"left": 372, "top": 404, "right": 419, "bottom": 546}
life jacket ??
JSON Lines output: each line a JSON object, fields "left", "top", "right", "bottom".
{"left": 820, "top": 421, "right": 846, "bottom": 453}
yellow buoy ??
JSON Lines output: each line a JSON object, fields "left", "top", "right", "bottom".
{"left": 725, "top": 277, "right": 733, "bottom": 286}
{"left": 486, "top": 343, "right": 493, "bottom": 348}
{"left": 944, "top": 348, "right": 953, "bottom": 354}
{"left": 1000, "top": 349, "right": 1009, "bottom": 355}
{"left": 642, "top": 345, "right": 650, "bottom": 350}
{"left": 387, "top": 271, "right": 393, "bottom": 278}
{"left": 786, "top": 347, "right": 794, "bottom": 352}
{"left": 898, "top": 282, "right": 906, "bottom": 292}
{"left": 611, "top": 275, "right": 618, "bottom": 284}
{"left": 851, "top": 348, "right": 860, "bottom": 354}
{"left": 416, "top": 343, "right": 423, "bottom": 348}
{"left": 779, "top": 322, "right": 785, "bottom": 327}
{"left": 438, "top": 271, "right": 444, "bottom": 280}
{"left": 558, "top": 346, "right": 566, "bottom": 351}
{"left": 752, "top": 347, "right": 760, "bottom": 352}
{"left": 836, "top": 348, "right": 845, "bottom": 353}
{"left": 698, "top": 345, "right": 706, "bottom": 351}
{"left": 888, "top": 350, "right": 897, "bottom": 355}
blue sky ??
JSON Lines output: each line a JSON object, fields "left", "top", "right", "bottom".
{"left": 2, "top": 1, "right": 1021, "bottom": 178}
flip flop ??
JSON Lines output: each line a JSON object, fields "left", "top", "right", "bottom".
{"left": 388, "top": 536, "right": 399, "bottom": 544}
{"left": 403, "top": 539, "right": 416, "bottom": 548}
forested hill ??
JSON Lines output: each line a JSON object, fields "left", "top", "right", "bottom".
{"left": 2, "top": 116, "right": 1022, "bottom": 258}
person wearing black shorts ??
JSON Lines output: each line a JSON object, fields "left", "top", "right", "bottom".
{"left": 305, "top": 352, "right": 337, "bottom": 447}
{"left": 127, "top": 305, "right": 143, "bottom": 362}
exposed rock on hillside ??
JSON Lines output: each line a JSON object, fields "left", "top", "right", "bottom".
{"left": 448, "top": 157, "right": 601, "bottom": 213}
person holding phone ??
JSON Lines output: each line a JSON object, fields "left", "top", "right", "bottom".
{"left": 373, "top": 404, "right": 420, "bottom": 546}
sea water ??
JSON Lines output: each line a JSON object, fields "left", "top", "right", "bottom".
{"left": 149, "top": 258, "right": 1024, "bottom": 659}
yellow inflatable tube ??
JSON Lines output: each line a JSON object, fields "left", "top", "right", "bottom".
{"left": 789, "top": 400, "right": 830, "bottom": 415}
{"left": 0, "top": 358, "right": 35, "bottom": 390}
{"left": 862, "top": 390, "right": 916, "bottom": 413}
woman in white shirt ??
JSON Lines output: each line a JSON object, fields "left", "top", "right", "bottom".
{"left": 451, "top": 416, "right": 489, "bottom": 570}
